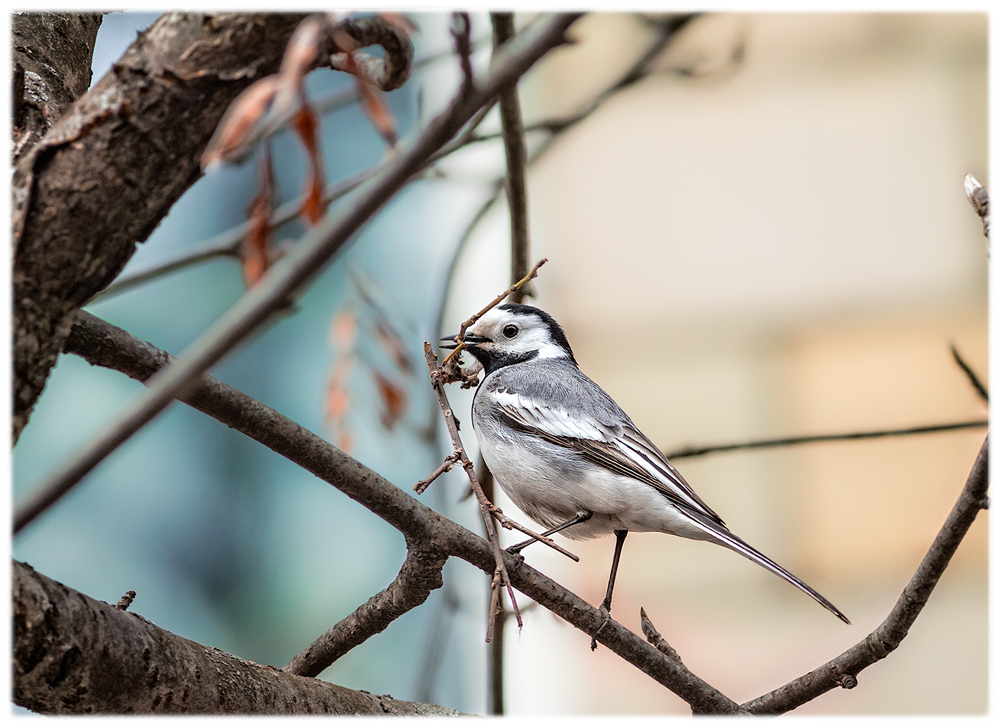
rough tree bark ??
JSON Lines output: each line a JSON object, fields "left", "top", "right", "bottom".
{"left": 11, "top": 13, "right": 307, "bottom": 443}
{"left": 12, "top": 561, "right": 461, "bottom": 715}
{"left": 11, "top": 12, "right": 104, "bottom": 166}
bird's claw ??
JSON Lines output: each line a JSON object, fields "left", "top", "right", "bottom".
{"left": 590, "top": 606, "right": 612, "bottom": 651}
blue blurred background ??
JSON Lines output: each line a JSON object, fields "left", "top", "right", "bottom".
{"left": 13, "top": 11, "right": 497, "bottom": 714}
{"left": 12, "top": 11, "right": 988, "bottom": 716}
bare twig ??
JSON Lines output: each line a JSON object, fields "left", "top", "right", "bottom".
{"left": 414, "top": 452, "right": 461, "bottom": 494}
{"left": 950, "top": 343, "right": 988, "bottom": 403}
{"left": 666, "top": 419, "right": 988, "bottom": 460}
{"left": 483, "top": 15, "right": 535, "bottom": 699}
{"left": 114, "top": 590, "right": 137, "bottom": 612}
{"left": 451, "top": 12, "right": 475, "bottom": 97}
{"left": 437, "top": 14, "right": 704, "bottom": 320}
{"left": 639, "top": 608, "right": 684, "bottom": 664}
{"left": 492, "top": 12, "right": 532, "bottom": 304}
{"left": 423, "top": 343, "right": 522, "bottom": 638}
{"left": 14, "top": 13, "right": 583, "bottom": 536}
{"left": 96, "top": 101, "right": 500, "bottom": 303}
{"left": 441, "top": 257, "right": 547, "bottom": 368}
{"left": 963, "top": 173, "right": 990, "bottom": 240}
{"left": 743, "top": 436, "right": 988, "bottom": 714}
{"left": 283, "top": 547, "right": 447, "bottom": 678}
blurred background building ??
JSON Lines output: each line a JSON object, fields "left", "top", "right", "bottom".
{"left": 12, "top": 11, "right": 988, "bottom": 716}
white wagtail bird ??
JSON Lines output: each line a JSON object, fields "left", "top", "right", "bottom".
{"left": 442, "top": 303, "right": 849, "bottom": 626}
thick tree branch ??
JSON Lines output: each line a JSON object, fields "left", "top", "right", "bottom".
{"left": 11, "top": 12, "right": 103, "bottom": 165}
{"left": 57, "top": 312, "right": 987, "bottom": 715}
{"left": 282, "top": 547, "right": 447, "bottom": 678}
{"left": 12, "top": 561, "right": 460, "bottom": 715}
{"left": 11, "top": 12, "right": 308, "bottom": 443}
{"left": 14, "top": 13, "right": 583, "bottom": 535}
{"left": 11, "top": 12, "right": 418, "bottom": 445}
{"left": 743, "top": 436, "right": 989, "bottom": 714}
{"left": 58, "top": 310, "right": 741, "bottom": 713}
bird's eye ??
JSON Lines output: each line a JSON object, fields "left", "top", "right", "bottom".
{"left": 502, "top": 324, "right": 519, "bottom": 338}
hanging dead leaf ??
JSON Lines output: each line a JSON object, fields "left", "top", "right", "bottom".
{"left": 373, "top": 372, "right": 407, "bottom": 430}
{"left": 325, "top": 356, "right": 354, "bottom": 425}
{"left": 292, "top": 104, "right": 328, "bottom": 223}
{"left": 202, "top": 75, "right": 283, "bottom": 170}
{"left": 241, "top": 148, "right": 276, "bottom": 287}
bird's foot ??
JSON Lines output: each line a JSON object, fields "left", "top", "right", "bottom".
{"left": 505, "top": 540, "right": 530, "bottom": 556}
{"left": 590, "top": 604, "right": 612, "bottom": 651}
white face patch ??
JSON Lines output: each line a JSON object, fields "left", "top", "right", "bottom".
{"left": 465, "top": 307, "right": 570, "bottom": 361}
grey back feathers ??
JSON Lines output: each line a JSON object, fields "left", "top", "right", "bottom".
{"left": 456, "top": 303, "right": 850, "bottom": 625}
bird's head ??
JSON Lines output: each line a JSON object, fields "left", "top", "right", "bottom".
{"left": 442, "top": 303, "right": 576, "bottom": 375}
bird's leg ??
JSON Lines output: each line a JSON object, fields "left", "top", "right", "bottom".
{"left": 600, "top": 529, "right": 629, "bottom": 613}
{"left": 506, "top": 511, "right": 592, "bottom": 554}
{"left": 591, "top": 529, "right": 628, "bottom": 651}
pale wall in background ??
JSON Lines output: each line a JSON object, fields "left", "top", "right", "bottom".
{"left": 447, "top": 12, "right": 987, "bottom": 714}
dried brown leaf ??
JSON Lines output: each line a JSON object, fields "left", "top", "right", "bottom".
{"left": 291, "top": 105, "right": 328, "bottom": 224}
{"left": 374, "top": 372, "right": 407, "bottom": 430}
{"left": 241, "top": 150, "right": 276, "bottom": 287}
{"left": 325, "top": 356, "right": 354, "bottom": 425}
{"left": 202, "top": 75, "right": 282, "bottom": 170}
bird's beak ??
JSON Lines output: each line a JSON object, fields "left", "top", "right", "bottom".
{"left": 440, "top": 333, "right": 490, "bottom": 350}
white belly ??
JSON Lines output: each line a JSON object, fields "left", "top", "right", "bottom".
{"left": 478, "top": 433, "right": 711, "bottom": 542}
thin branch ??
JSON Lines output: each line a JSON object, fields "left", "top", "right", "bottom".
{"left": 963, "top": 173, "right": 990, "bottom": 240}
{"left": 665, "top": 419, "right": 988, "bottom": 460}
{"left": 283, "top": 547, "right": 447, "bottom": 678}
{"left": 14, "top": 13, "right": 583, "bottom": 536}
{"left": 413, "top": 451, "right": 461, "bottom": 494}
{"left": 54, "top": 310, "right": 750, "bottom": 714}
{"left": 639, "top": 608, "right": 684, "bottom": 665}
{"left": 436, "top": 13, "right": 704, "bottom": 325}
{"left": 950, "top": 343, "right": 988, "bottom": 403}
{"left": 743, "top": 436, "right": 989, "bottom": 714}
{"left": 97, "top": 95, "right": 500, "bottom": 304}
{"left": 423, "top": 343, "right": 523, "bottom": 638}
{"left": 492, "top": 12, "right": 532, "bottom": 304}
{"left": 451, "top": 12, "right": 475, "bottom": 97}
{"left": 441, "top": 257, "right": 547, "bottom": 367}
{"left": 483, "top": 14, "right": 534, "bottom": 702}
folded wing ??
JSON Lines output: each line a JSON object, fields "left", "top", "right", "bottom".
{"left": 492, "top": 389, "right": 726, "bottom": 528}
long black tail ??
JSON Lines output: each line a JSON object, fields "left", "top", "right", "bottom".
{"left": 685, "top": 510, "right": 850, "bottom": 624}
